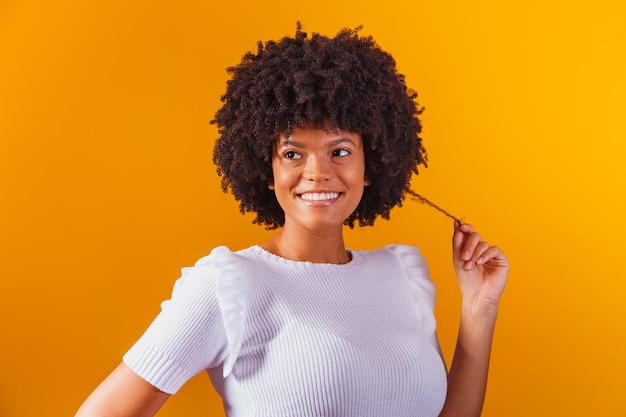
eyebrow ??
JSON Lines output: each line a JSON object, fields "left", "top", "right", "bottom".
{"left": 278, "top": 137, "right": 358, "bottom": 149}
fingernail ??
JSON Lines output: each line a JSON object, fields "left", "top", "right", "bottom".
{"left": 465, "top": 261, "right": 474, "bottom": 270}
{"left": 476, "top": 257, "right": 484, "bottom": 265}
{"left": 462, "top": 251, "right": 471, "bottom": 260}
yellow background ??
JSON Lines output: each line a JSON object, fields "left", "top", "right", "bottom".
{"left": 1, "top": 1, "right": 625, "bottom": 416}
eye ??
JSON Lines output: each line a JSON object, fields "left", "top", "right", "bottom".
{"left": 284, "top": 150, "right": 301, "bottom": 160}
{"left": 333, "top": 148, "right": 351, "bottom": 157}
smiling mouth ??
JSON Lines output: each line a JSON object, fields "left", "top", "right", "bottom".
{"left": 299, "top": 192, "right": 340, "bottom": 201}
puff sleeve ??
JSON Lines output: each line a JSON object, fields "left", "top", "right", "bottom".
{"left": 123, "top": 246, "right": 248, "bottom": 394}
{"left": 386, "top": 244, "right": 441, "bottom": 355}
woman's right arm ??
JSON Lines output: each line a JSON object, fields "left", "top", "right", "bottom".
{"left": 75, "top": 362, "right": 170, "bottom": 417}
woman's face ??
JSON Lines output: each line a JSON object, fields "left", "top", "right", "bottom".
{"left": 269, "top": 125, "right": 370, "bottom": 232}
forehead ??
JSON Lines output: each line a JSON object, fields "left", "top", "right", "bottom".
{"left": 277, "top": 126, "right": 362, "bottom": 147}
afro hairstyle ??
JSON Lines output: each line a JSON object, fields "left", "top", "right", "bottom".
{"left": 211, "top": 23, "right": 427, "bottom": 229}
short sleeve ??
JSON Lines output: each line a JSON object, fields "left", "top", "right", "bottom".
{"left": 386, "top": 244, "right": 441, "bottom": 354}
{"left": 123, "top": 246, "right": 248, "bottom": 394}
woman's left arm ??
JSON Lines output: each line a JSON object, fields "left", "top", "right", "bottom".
{"left": 439, "top": 222, "right": 509, "bottom": 417}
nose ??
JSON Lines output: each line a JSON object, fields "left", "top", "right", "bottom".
{"left": 303, "top": 155, "right": 333, "bottom": 182}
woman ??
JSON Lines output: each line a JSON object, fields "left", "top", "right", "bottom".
{"left": 76, "top": 24, "right": 508, "bottom": 417}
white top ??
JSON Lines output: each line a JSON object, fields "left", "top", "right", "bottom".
{"left": 123, "top": 244, "right": 448, "bottom": 417}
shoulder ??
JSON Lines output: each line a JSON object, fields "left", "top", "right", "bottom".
{"left": 357, "top": 244, "right": 428, "bottom": 275}
{"left": 165, "top": 246, "right": 255, "bottom": 310}
{"left": 383, "top": 244, "right": 428, "bottom": 274}
{"left": 193, "top": 245, "right": 254, "bottom": 268}
{"left": 183, "top": 245, "right": 258, "bottom": 283}
{"left": 366, "top": 244, "right": 434, "bottom": 299}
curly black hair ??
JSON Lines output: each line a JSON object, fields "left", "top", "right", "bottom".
{"left": 212, "top": 23, "right": 427, "bottom": 229}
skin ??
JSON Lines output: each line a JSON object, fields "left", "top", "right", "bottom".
{"left": 439, "top": 221, "right": 508, "bottom": 417}
{"left": 74, "top": 363, "right": 169, "bottom": 417}
{"left": 75, "top": 125, "right": 508, "bottom": 417}
{"left": 261, "top": 126, "right": 370, "bottom": 264}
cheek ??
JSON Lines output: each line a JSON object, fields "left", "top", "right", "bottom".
{"left": 354, "top": 160, "right": 369, "bottom": 185}
{"left": 270, "top": 165, "right": 296, "bottom": 193}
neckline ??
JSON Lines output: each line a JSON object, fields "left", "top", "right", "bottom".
{"left": 249, "top": 245, "right": 363, "bottom": 269}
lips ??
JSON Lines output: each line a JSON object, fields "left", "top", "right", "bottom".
{"left": 299, "top": 192, "right": 340, "bottom": 201}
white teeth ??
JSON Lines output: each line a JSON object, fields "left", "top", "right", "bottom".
{"left": 300, "top": 192, "right": 339, "bottom": 201}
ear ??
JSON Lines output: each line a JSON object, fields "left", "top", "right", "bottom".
{"left": 268, "top": 181, "right": 275, "bottom": 190}
{"left": 363, "top": 175, "right": 371, "bottom": 186}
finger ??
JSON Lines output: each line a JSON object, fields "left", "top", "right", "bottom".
{"left": 459, "top": 222, "right": 474, "bottom": 234}
{"left": 452, "top": 222, "right": 474, "bottom": 258}
{"left": 463, "top": 241, "right": 490, "bottom": 270}
{"left": 476, "top": 246, "right": 509, "bottom": 267}
{"left": 470, "top": 241, "right": 491, "bottom": 263}
{"left": 460, "top": 231, "right": 483, "bottom": 261}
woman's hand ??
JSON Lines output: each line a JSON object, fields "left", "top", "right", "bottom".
{"left": 452, "top": 222, "right": 509, "bottom": 313}
{"left": 438, "top": 222, "right": 509, "bottom": 417}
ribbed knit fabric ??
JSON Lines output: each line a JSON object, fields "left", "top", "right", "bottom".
{"left": 123, "top": 244, "right": 447, "bottom": 417}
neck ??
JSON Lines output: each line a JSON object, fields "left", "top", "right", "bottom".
{"left": 261, "top": 225, "right": 350, "bottom": 264}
